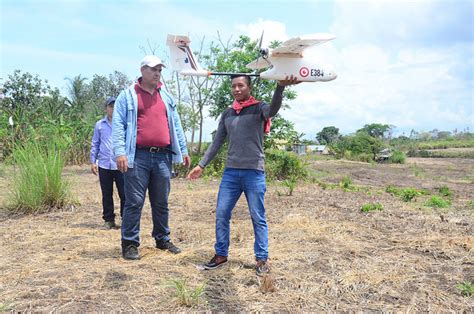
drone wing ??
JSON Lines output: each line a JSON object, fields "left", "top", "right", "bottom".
{"left": 270, "top": 33, "right": 335, "bottom": 57}
{"left": 246, "top": 33, "right": 335, "bottom": 70}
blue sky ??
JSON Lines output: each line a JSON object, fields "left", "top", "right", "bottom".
{"left": 1, "top": 0, "right": 473, "bottom": 140}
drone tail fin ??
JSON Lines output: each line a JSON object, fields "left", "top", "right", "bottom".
{"left": 166, "top": 34, "right": 209, "bottom": 77}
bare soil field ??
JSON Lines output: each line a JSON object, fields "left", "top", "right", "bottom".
{"left": 0, "top": 157, "right": 473, "bottom": 311}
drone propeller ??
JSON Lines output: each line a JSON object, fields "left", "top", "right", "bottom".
{"left": 257, "top": 30, "right": 271, "bottom": 66}
{"left": 258, "top": 30, "right": 264, "bottom": 52}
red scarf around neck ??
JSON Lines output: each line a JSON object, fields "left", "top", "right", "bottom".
{"left": 232, "top": 96, "right": 271, "bottom": 134}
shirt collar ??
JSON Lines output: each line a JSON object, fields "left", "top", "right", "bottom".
{"left": 136, "top": 77, "right": 163, "bottom": 93}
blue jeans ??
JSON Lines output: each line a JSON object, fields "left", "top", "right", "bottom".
{"left": 215, "top": 168, "right": 268, "bottom": 260}
{"left": 121, "top": 149, "right": 172, "bottom": 246}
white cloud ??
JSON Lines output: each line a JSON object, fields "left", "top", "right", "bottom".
{"left": 235, "top": 18, "right": 289, "bottom": 47}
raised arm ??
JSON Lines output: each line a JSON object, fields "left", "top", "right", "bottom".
{"left": 263, "top": 75, "right": 300, "bottom": 119}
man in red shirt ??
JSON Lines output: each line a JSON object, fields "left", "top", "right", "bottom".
{"left": 112, "top": 55, "right": 190, "bottom": 260}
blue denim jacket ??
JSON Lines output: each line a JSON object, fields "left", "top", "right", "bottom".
{"left": 112, "top": 83, "right": 188, "bottom": 168}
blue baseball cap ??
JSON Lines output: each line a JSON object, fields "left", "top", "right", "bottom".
{"left": 105, "top": 97, "right": 116, "bottom": 106}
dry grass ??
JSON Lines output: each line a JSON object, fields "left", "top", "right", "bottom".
{"left": 0, "top": 158, "right": 473, "bottom": 311}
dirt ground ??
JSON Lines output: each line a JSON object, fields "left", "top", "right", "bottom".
{"left": 0, "top": 157, "right": 472, "bottom": 311}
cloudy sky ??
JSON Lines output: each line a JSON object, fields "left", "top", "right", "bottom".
{"left": 2, "top": 0, "right": 473, "bottom": 140}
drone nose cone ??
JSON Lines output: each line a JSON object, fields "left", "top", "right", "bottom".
{"left": 326, "top": 70, "right": 337, "bottom": 81}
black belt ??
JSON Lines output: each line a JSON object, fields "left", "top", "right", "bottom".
{"left": 137, "top": 146, "right": 175, "bottom": 154}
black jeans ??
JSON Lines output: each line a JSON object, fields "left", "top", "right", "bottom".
{"left": 98, "top": 167, "right": 125, "bottom": 222}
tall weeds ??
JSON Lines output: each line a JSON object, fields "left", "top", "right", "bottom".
{"left": 9, "top": 140, "right": 73, "bottom": 213}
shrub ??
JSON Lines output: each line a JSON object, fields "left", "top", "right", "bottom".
{"left": 339, "top": 176, "right": 353, "bottom": 190}
{"left": 282, "top": 175, "right": 297, "bottom": 196}
{"left": 353, "top": 153, "right": 373, "bottom": 163}
{"left": 361, "top": 203, "right": 383, "bottom": 212}
{"left": 400, "top": 188, "right": 420, "bottom": 202}
{"left": 265, "top": 149, "right": 307, "bottom": 181}
{"left": 8, "top": 140, "right": 73, "bottom": 213}
{"left": 174, "top": 144, "right": 227, "bottom": 178}
{"left": 389, "top": 150, "right": 406, "bottom": 164}
{"left": 424, "top": 196, "right": 451, "bottom": 208}
{"left": 386, "top": 185, "right": 400, "bottom": 196}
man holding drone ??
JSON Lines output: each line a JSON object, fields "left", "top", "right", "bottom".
{"left": 187, "top": 74, "right": 299, "bottom": 276}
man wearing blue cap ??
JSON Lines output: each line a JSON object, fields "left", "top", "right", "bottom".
{"left": 90, "top": 96, "right": 125, "bottom": 229}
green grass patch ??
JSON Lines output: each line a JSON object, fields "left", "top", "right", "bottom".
{"left": 361, "top": 203, "right": 383, "bottom": 212}
{"left": 0, "top": 303, "right": 12, "bottom": 312}
{"left": 437, "top": 185, "right": 453, "bottom": 198}
{"left": 411, "top": 163, "right": 426, "bottom": 177}
{"left": 418, "top": 139, "right": 474, "bottom": 150}
{"left": 165, "top": 278, "right": 206, "bottom": 307}
{"left": 315, "top": 180, "right": 337, "bottom": 190}
{"left": 385, "top": 185, "right": 427, "bottom": 202}
{"left": 466, "top": 200, "right": 474, "bottom": 210}
{"left": 339, "top": 176, "right": 353, "bottom": 191}
{"left": 424, "top": 196, "right": 451, "bottom": 208}
{"left": 408, "top": 149, "right": 474, "bottom": 159}
{"left": 455, "top": 281, "right": 474, "bottom": 297}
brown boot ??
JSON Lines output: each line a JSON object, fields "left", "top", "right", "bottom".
{"left": 203, "top": 255, "right": 228, "bottom": 270}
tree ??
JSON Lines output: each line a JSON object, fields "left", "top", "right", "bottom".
{"left": 89, "top": 71, "right": 132, "bottom": 116}
{"left": 357, "top": 123, "right": 392, "bottom": 139}
{"left": 332, "top": 132, "right": 384, "bottom": 161}
{"left": 1, "top": 70, "right": 60, "bottom": 139}
{"left": 409, "top": 128, "right": 419, "bottom": 139}
{"left": 65, "top": 75, "right": 91, "bottom": 117}
{"left": 1, "top": 70, "right": 52, "bottom": 124}
{"left": 0, "top": 70, "right": 72, "bottom": 158}
{"left": 316, "top": 126, "right": 340, "bottom": 145}
{"left": 437, "top": 131, "right": 451, "bottom": 139}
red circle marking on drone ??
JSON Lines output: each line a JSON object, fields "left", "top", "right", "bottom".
{"left": 299, "top": 67, "right": 309, "bottom": 77}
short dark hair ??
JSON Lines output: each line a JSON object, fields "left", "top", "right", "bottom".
{"left": 230, "top": 74, "right": 251, "bottom": 86}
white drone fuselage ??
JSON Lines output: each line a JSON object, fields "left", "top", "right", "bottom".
{"left": 258, "top": 57, "right": 336, "bottom": 82}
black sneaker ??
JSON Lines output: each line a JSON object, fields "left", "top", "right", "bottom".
{"left": 156, "top": 240, "right": 181, "bottom": 254}
{"left": 122, "top": 244, "right": 140, "bottom": 260}
{"left": 256, "top": 260, "right": 270, "bottom": 276}
{"left": 203, "top": 255, "right": 228, "bottom": 270}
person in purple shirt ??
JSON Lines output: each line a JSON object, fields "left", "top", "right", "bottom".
{"left": 90, "top": 97, "right": 125, "bottom": 229}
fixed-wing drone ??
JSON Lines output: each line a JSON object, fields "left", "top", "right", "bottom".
{"left": 166, "top": 33, "right": 337, "bottom": 82}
